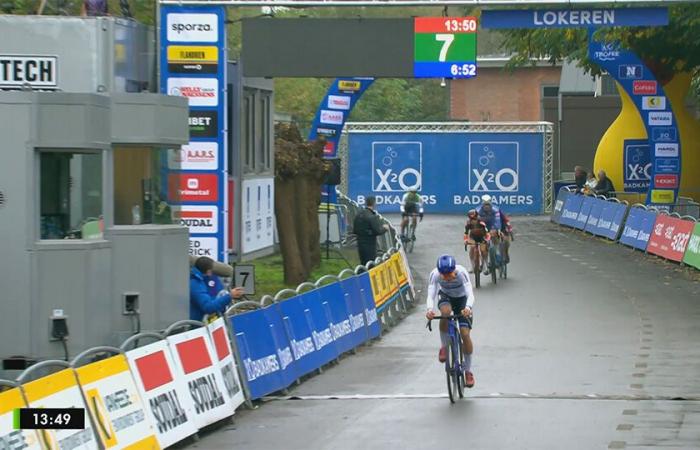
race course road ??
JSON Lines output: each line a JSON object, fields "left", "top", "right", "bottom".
{"left": 189, "top": 215, "right": 700, "bottom": 450}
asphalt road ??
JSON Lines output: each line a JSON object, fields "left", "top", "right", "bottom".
{"left": 191, "top": 215, "right": 700, "bottom": 450}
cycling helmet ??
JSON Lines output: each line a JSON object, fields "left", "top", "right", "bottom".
{"left": 437, "top": 254, "right": 456, "bottom": 274}
{"left": 467, "top": 209, "right": 478, "bottom": 218}
{"left": 481, "top": 194, "right": 492, "bottom": 204}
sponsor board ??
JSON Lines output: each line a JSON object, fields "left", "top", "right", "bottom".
{"left": 167, "top": 46, "right": 218, "bottom": 74}
{"left": 323, "top": 141, "right": 335, "bottom": 156}
{"left": 75, "top": 355, "right": 159, "bottom": 450}
{"left": 126, "top": 341, "right": 197, "bottom": 448}
{"left": 372, "top": 141, "right": 422, "bottom": 192}
{"left": 0, "top": 388, "right": 42, "bottom": 450}
{"left": 654, "top": 142, "right": 679, "bottom": 158}
{"left": 654, "top": 174, "right": 678, "bottom": 189}
{"left": 316, "top": 127, "right": 337, "bottom": 137}
{"left": 338, "top": 80, "right": 361, "bottom": 92}
{"left": 167, "top": 328, "right": 235, "bottom": 428}
{"left": 190, "top": 237, "right": 219, "bottom": 258}
{"left": 592, "top": 42, "right": 620, "bottom": 62}
{"left": 167, "top": 13, "right": 218, "bottom": 42}
{"left": 207, "top": 318, "right": 246, "bottom": 409}
{"left": 648, "top": 111, "right": 673, "bottom": 126}
{"left": 168, "top": 142, "right": 218, "bottom": 170}
{"left": 327, "top": 95, "right": 351, "bottom": 110}
{"left": 651, "top": 189, "right": 675, "bottom": 204}
{"left": 320, "top": 109, "right": 344, "bottom": 125}
{"left": 173, "top": 205, "right": 218, "bottom": 234}
{"left": 167, "top": 78, "right": 218, "bottom": 107}
{"left": 642, "top": 95, "right": 666, "bottom": 110}
{"left": 0, "top": 55, "right": 58, "bottom": 89}
{"left": 189, "top": 110, "right": 218, "bottom": 138}
{"left": 654, "top": 158, "right": 679, "bottom": 174}
{"left": 468, "top": 141, "right": 519, "bottom": 192}
{"left": 682, "top": 223, "right": 700, "bottom": 270}
{"left": 632, "top": 80, "right": 656, "bottom": 95}
{"left": 623, "top": 140, "right": 650, "bottom": 192}
{"left": 647, "top": 214, "right": 694, "bottom": 261}
{"left": 651, "top": 126, "right": 677, "bottom": 142}
{"left": 169, "top": 173, "right": 218, "bottom": 202}
{"left": 618, "top": 64, "right": 643, "bottom": 80}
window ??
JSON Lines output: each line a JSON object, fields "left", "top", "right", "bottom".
{"left": 40, "top": 151, "right": 102, "bottom": 240}
{"left": 113, "top": 146, "right": 176, "bottom": 225}
{"left": 542, "top": 86, "right": 560, "bottom": 98}
{"left": 242, "top": 88, "right": 273, "bottom": 174}
{"left": 243, "top": 91, "right": 255, "bottom": 173}
{"left": 599, "top": 73, "right": 619, "bottom": 96}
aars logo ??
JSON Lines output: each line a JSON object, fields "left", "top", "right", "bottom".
{"left": 168, "top": 142, "right": 218, "bottom": 171}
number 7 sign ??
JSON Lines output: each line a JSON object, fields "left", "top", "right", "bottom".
{"left": 233, "top": 264, "right": 256, "bottom": 295}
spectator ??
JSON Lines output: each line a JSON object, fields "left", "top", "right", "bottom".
{"left": 190, "top": 257, "right": 244, "bottom": 321}
{"left": 584, "top": 172, "right": 598, "bottom": 195}
{"left": 353, "top": 196, "right": 390, "bottom": 266}
{"left": 574, "top": 166, "right": 588, "bottom": 194}
{"left": 593, "top": 170, "right": 616, "bottom": 197}
{"left": 81, "top": 0, "right": 108, "bottom": 16}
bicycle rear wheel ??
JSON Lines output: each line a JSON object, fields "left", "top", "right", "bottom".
{"left": 470, "top": 250, "right": 481, "bottom": 288}
{"left": 489, "top": 246, "right": 498, "bottom": 285}
{"left": 445, "top": 341, "right": 455, "bottom": 404}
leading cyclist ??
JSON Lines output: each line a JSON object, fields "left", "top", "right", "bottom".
{"left": 425, "top": 254, "right": 476, "bottom": 388}
{"left": 400, "top": 187, "right": 424, "bottom": 241}
{"left": 477, "top": 195, "right": 513, "bottom": 269}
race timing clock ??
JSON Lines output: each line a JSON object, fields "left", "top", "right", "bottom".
{"left": 414, "top": 17, "right": 478, "bottom": 79}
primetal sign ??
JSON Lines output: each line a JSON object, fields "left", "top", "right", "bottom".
{"left": 413, "top": 17, "right": 477, "bottom": 78}
{"left": 481, "top": 7, "right": 668, "bottom": 29}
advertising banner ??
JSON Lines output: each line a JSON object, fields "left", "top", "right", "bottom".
{"left": 647, "top": 215, "right": 695, "bottom": 262}
{"left": 298, "top": 290, "right": 341, "bottom": 365}
{"left": 260, "top": 305, "right": 298, "bottom": 388}
{"left": 339, "top": 276, "right": 371, "bottom": 346}
{"left": 551, "top": 188, "right": 571, "bottom": 224}
{"left": 682, "top": 223, "right": 700, "bottom": 270}
{"left": 206, "top": 318, "right": 245, "bottom": 410}
{"left": 356, "top": 272, "right": 381, "bottom": 339}
{"left": 594, "top": 201, "right": 628, "bottom": 240}
{"left": 22, "top": 369, "right": 98, "bottom": 450}
{"left": 347, "top": 132, "right": 545, "bottom": 214}
{"left": 398, "top": 246, "right": 415, "bottom": 295}
{"left": 125, "top": 340, "right": 197, "bottom": 448}
{"left": 277, "top": 294, "right": 327, "bottom": 379}
{"left": 619, "top": 207, "right": 656, "bottom": 250}
{"left": 559, "top": 194, "right": 584, "bottom": 228}
{"left": 623, "top": 139, "right": 651, "bottom": 192}
{"left": 481, "top": 7, "right": 668, "bottom": 29}
{"left": 584, "top": 197, "right": 605, "bottom": 234}
{"left": 230, "top": 309, "right": 287, "bottom": 400}
{"left": 390, "top": 253, "right": 409, "bottom": 287}
{"left": 241, "top": 178, "right": 275, "bottom": 255}
{"left": 75, "top": 355, "right": 159, "bottom": 450}
{"left": 574, "top": 195, "right": 597, "bottom": 230}
{"left": 167, "top": 328, "right": 235, "bottom": 428}
{"left": 0, "top": 387, "right": 41, "bottom": 450}
{"left": 316, "top": 282, "right": 355, "bottom": 356}
{"left": 161, "top": 5, "right": 228, "bottom": 262}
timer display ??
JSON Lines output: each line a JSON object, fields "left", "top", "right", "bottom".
{"left": 15, "top": 408, "right": 85, "bottom": 430}
{"left": 414, "top": 17, "right": 478, "bottom": 79}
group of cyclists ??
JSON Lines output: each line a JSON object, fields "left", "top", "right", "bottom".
{"left": 397, "top": 188, "right": 514, "bottom": 390}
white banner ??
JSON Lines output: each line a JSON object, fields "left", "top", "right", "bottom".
{"left": 241, "top": 178, "right": 275, "bottom": 254}
{"left": 125, "top": 340, "right": 197, "bottom": 448}
{"left": 166, "top": 328, "right": 234, "bottom": 429}
{"left": 75, "top": 355, "right": 159, "bottom": 450}
{"left": 207, "top": 318, "right": 246, "bottom": 410}
{"left": 22, "top": 369, "right": 98, "bottom": 450}
{"left": 0, "top": 387, "right": 42, "bottom": 450}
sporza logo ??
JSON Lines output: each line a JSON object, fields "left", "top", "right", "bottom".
{"left": 167, "top": 13, "right": 218, "bottom": 42}
{"left": 372, "top": 142, "right": 422, "bottom": 192}
{"left": 468, "top": 142, "right": 519, "bottom": 192}
{"left": 593, "top": 42, "right": 621, "bottom": 62}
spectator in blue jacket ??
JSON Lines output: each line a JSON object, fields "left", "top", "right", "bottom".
{"left": 190, "top": 257, "right": 244, "bottom": 320}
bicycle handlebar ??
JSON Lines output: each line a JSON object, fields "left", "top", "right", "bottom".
{"left": 426, "top": 315, "right": 466, "bottom": 331}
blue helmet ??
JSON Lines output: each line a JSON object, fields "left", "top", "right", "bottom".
{"left": 437, "top": 254, "right": 456, "bottom": 274}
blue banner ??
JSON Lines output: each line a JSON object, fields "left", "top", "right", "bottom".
{"left": 584, "top": 197, "right": 606, "bottom": 234}
{"left": 589, "top": 33, "right": 681, "bottom": 205}
{"left": 231, "top": 308, "right": 288, "bottom": 400}
{"left": 357, "top": 272, "right": 381, "bottom": 340}
{"left": 551, "top": 188, "right": 571, "bottom": 224}
{"left": 595, "top": 201, "right": 628, "bottom": 240}
{"left": 339, "top": 277, "right": 371, "bottom": 347}
{"left": 559, "top": 194, "right": 584, "bottom": 228}
{"left": 348, "top": 132, "right": 545, "bottom": 214}
{"left": 160, "top": 5, "right": 228, "bottom": 261}
{"left": 262, "top": 305, "right": 299, "bottom": 387}
{"left": 277, "top": 295, "right": 327, "bottom": 379}
{"left": 574, "top": 196, "right": 597, "bottom": 230}
{"left": 619, "top": 207, "right": 656, "bottom": 250}
{"left": 316, "top": 283, "right": 356, "bottom": 356}
{"left": 298, "top": 290, "right": 341, "bottom": 366}
{"left": 482, "top": 8, "right": 668, "bottom": 29}
{"left": 623, "top": 139, "right": 651, "bottom": 193}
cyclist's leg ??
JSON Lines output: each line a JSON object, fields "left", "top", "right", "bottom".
{"left": 452, "top": 296, "right": 475, "bottom": 383}
{"left": 480, "top": 241, "right": 489, "bottom": 274}
{"left": 437, "top": 294, "right": 452, "bottom": 347}
{"left": 503, "top": 233, "right": 511, "bottom": 263}
{"left": 400, "top": 214, "right": 408, "bottom": 236}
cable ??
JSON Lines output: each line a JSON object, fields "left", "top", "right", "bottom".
{"left": 60, "top": 338, "right": 69, "bottom": 362}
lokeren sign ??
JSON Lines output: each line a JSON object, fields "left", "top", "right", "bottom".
{"left": 0, "top": 55, "right": 57, "bottom": 89}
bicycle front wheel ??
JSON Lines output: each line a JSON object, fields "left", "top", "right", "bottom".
{"left": 445, "top": 342, "right": 455, "bottom": 404}
{"left": 457, "top": 340, "right": 465, "bottom": 398}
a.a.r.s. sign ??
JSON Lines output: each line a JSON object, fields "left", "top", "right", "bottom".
{"left": 348, "top": 132, "right": 544, "bottom": 214}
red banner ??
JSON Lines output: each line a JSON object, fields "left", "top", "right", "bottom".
{"left": 647, "top": 214, "right": 695, "bottom": 262}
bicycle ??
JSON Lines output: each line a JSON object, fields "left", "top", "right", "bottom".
{"left": 427, "top": 315, "right": 467, "bottom": 403}
{"left": 401, "top": 213, "right": 420, "bottom": 253}
{"left": 486, "top": 232, "right": 504, "bottom": 285}
{"left": 464, "top": 240, "right": 481, "bottom": 288}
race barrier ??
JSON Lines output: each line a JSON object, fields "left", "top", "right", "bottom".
{"left": 552, "top": 187, "right": 700, "bottom": 270}
{"left": 0, "top": 190, "right": 415, "bottom": 448}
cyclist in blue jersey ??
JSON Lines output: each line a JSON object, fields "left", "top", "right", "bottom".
{"left": 425, "top": 255, "right": 476, "bottom": 388}
{"left": 476, "top": 195, "right": 512, "bottom": 271}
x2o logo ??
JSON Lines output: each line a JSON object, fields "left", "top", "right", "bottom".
{"left": 372, "top": 142, "right": 422, "bottom": 192}
{"left": 468, "top": 142, "right": 519, "bottom": 192}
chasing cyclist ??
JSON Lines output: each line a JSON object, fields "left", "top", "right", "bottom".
{"left": 477, "top": 195, "right": 513, "bottom": 267}
{"left": 400, "top": 187, "right": 424, "bottom": 241}
{"left": 425, "top": 255, "right": 476, "bottom": 388}
{"left": 464, "top": 209, "right": 489, "bottom": 274}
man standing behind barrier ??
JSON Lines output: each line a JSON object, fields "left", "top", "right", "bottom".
{"left": 190, "top": 257, "right": 244, "bottom": 320}
{"left": 353, "top": 196, "right": 390, "bottom": 266}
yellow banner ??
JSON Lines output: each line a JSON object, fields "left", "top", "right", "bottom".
{"left": 22, "top": 369, "right": 77, "bottom": 403}
{"left": 338, "top": 80, "right": 361, "bottom": 91}
{"left": 391, "top": 253, "right": 408, "bottom": 287}
{"left": 0, "top": 387, "right": 25, "bottom": 415}
{"left": 651, "top": 189, "right": 675, "bottom": 204}
{"left": 75, "top": 354, "right": 130, "bottom": 386}
{"left": 167, "top": 46, "right": 218, "bottom": 63}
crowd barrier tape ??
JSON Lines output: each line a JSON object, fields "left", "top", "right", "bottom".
{"left": 551, "top": 188, "right": 572, "bottom": 224}
{"left": 166, "top": 327, "right": 235, "bottom": 429}
{"left": 206, "top": 318, "right": 246, "bottom": 411}
{"left": 619, "top": 206, "right": 657, "bottom": 251}
{"left": 682, "top": 223, "right": 700, "bottom": 270}
{"left": 74, "top": 353, "right": 160, "bottom": 450}
{"left": 647, "top": 214, "right": 696, "bottom": 262}
{"left": 125, "top": 339, "right": 198, "bottom": 448}
{"left": 21, "top": 365, "right": 99, "bottom": 450}
{"left": 559, "top": 193, "right": 584, "bottom": 228}
{"left": 0, "top": 383, "right": 42, "bottom": 450}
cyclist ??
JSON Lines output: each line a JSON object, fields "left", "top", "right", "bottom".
{"left": 477, "top": 195, "right": 512, "bottom": 268}
{"left": 425, "top": 254, "right": 476, "bottom": 388}
{"left": 400, "top": 187, "right": 424, "bottom": 241}
{"left": 464, "top": 209, "right": 489, "bottom": 274}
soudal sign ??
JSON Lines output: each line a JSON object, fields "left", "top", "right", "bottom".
{"left": 169, "top": 173, "right": 218, "bottom": 202}
{"left": 0, "top": 55, "right": 57, "bottom": 89}
{"left": 633, "top": 80, "right": 657, "bottom": 95}
{"left": 168, "top": 142, "right": 218, "bottom": 171}
{"left": 173, "top": 206, "right": 218, "bottom": 234}
{"left": 654, "top": 174, "right": 678, "bottom": 188}
{"left": 189, "top": 110, "right": 217, "bottom": 138}
{"left": 167, "top": 78, "right": 218, "bottom": 107}
{"left": 167, "top": 13, "right": 218, "bottom": 42}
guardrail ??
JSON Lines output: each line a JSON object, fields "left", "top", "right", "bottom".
{"left": 551, "top": 187, "right": 700, "bottom": 270}
{"left": 0, "top": 190, "right": 417, "bottom": 449}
